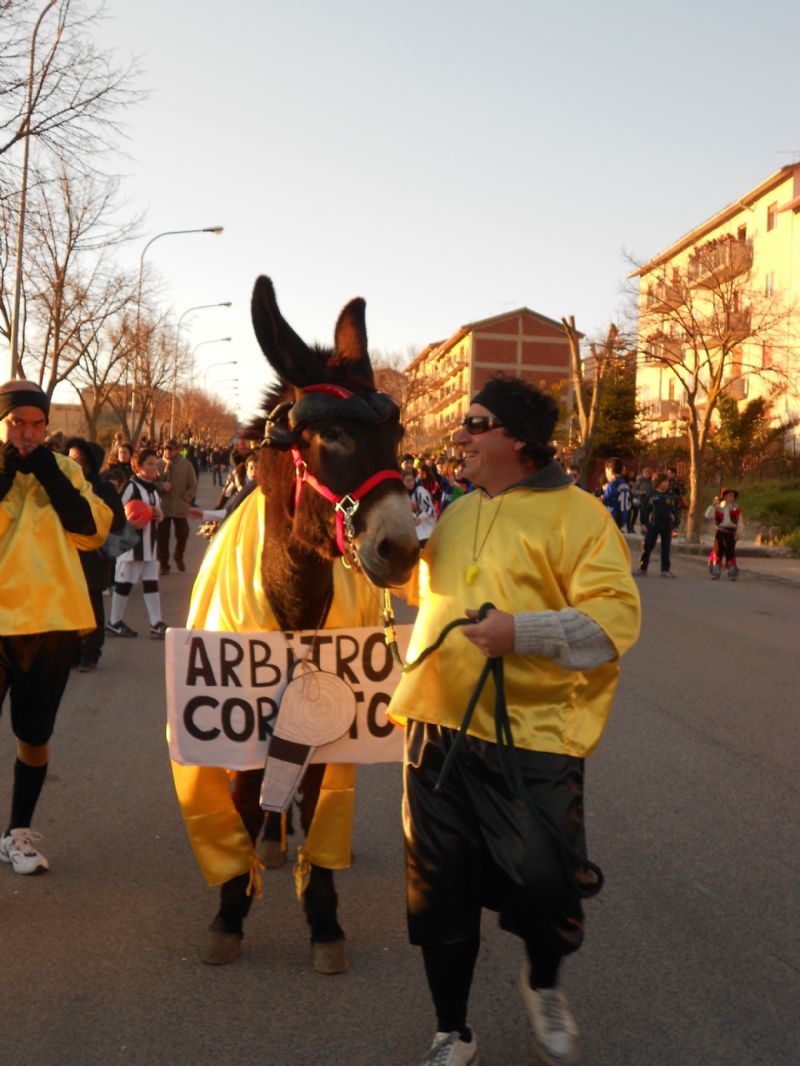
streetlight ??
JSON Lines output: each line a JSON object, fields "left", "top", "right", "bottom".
{"left": 176, "top": 337, "right": 231, "bottom": 440}
{"left": 189, "top": 337, "right": 231, "bottom": 389}
{"left": 8, "top": 0, "right": 57, "bottom": 378}
{"left": 202, "top": 360, "right": 238, "bottom": 390}
{"left": 171, "top": 301, "right": 232, "bottom": 436}
{"left": 131, "top": 225, "right": 224, "bottom": 427}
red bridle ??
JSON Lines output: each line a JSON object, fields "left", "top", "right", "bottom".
{"left": 289, "top": 385, "right": 402, "bottom": 556}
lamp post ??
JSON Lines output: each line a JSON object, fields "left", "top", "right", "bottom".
{"left": 202, "top": 360, "right": 238, "bottom": 391}
{"left": 170, "top": 301, "right": 232, "bottom": 436}
{"left": 190, "top": 337, "right": 232, "bottom": 389}
{"left": 8, "top": 0, "right": 57, "bottom": 378}
{"left": 131, "top": 226, "right": 224, "bottom": 430}
{"left": 184, "top": 338, "right": 231, "bottom": 432}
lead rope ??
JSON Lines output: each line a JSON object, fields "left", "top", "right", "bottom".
{"left": 382, "top": 591, "right": 604, "bottom": 899}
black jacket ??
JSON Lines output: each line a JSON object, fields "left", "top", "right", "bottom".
{"left": 641, "top": 489, "right": 680, "bottom": 530}
{"left": 65, "top": 438, "right": 127, "bottom": 590}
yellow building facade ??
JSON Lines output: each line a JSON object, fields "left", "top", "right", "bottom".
{"left": 632, "top": 163, "right": 800, "bottom": 446}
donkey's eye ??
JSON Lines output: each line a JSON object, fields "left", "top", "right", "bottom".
{"left": 319, "top": 427, "right": 344, "bottom": 444}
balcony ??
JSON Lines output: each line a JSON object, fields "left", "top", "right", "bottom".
{"left": 687, "top": 235, "right": 753, "bottom": 287}
{"left": 645, "top": 279, "right": 687, "bottom": 312}
{"left": 646, "top": 398, "right": 686, "bottom": 422}
{"left": 705, "top": 309, "right": 752, "bottom": 347}
{"left": 722, "top": 375, "right": 748, "bottom": 401}
{"left": 644, "top": 331, "right": 685, "bottom": 364}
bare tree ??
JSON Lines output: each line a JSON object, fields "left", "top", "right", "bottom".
{"left": 7, "top": 164, "right": 140, "bottom": 391}
{"left": 631, "top": 239, "right": 795, "bottom": 539}
{"left": 0, "top": 0, "right": 140, "bottom": 170}
{"left": 105, "top": 311, "right": 178, "bottom": 444}
{"left": 561, "top": 317, "right": 632, "bottom": 485}
{"left": 66, "top": 276, "right": 138, "bottom": 439}
{"left": 174, "top": 387, "right": 238, "bottom": 444}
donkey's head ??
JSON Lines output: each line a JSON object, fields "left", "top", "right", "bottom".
{"left": 251, "top": 276, "right": 419, "bottom": 588}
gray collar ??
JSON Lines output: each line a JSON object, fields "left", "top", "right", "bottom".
{"left": 490, "top": 459, "right": 572, "bottom": 496}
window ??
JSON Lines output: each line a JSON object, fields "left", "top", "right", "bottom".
{"left": 762, "top": 343, "right": 773, "bottom": 368}
{"left": 765, "top": 272, "right": 775, "bottom": 296}
{"left": 767, "top": 202, "right": 777, "bottom": 232}
{"left": 737, "top": 224, "right": 747, "bottom": 241}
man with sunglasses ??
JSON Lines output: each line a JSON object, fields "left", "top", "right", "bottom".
{"left": 390, "top": 376, "right": 640, "bottom": 1066}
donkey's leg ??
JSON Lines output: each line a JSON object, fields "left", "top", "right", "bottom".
{"left": 203, "top": 768, "right": 264, "bottom": 965}
{"left": 298, "top": 763, "right": 348, "bottom": 974}
{"left": 258, "top": 807, "right": 294, "bottom": 869}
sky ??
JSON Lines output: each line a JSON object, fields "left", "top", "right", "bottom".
{"left": 81, "top": 0, "right": 800, "bottom": 423}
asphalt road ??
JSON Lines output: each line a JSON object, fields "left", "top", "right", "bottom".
{"left": 1, "top": 478, "right": 798, "bottom": 1066}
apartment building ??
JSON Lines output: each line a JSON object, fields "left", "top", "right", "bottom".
{"left": 631, "top": 163, "right": 800, "bottom": 444}
{"left": 403, "top": 307, "right": 572, "bottom": 451}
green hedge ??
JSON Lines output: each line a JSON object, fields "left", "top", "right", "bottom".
{"left": 702, "top": 477, "right": 800, "bottom": 533}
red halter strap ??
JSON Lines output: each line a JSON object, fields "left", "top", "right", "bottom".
{"left": 301, "top": 383, "right": 354, "bottom": 400}
{"left": 291, "top": 446, "right": 402, "bottom": 556}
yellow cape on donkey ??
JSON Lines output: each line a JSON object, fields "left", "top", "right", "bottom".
{"left": 171, "top": 277, "right": 419, "bottom": 971}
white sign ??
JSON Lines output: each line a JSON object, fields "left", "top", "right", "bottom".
{"left": 165, "top": 625, "right": 413, "bottom": 771}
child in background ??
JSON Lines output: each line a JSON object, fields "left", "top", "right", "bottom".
{"left": 106, "top": 447, "right": 166, "bottom": 638}
{"left": 705, "top": 488, "right": 743, "bottom": 580}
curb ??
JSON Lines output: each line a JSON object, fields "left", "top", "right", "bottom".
{"left": 625, "top": 535, "right": 796, "bottom": 559}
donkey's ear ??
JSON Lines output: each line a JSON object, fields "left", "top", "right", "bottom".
{"left": 331, "top": 297, "right": 374, "bottom": 385}
{"left": 251, "top": 276, "right": 322, "bottom": 388}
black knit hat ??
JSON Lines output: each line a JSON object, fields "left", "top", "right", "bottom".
{"left": 0, "top": 380, "right": 50, "bottom": 422}
{"left": 471, "top": 376, "right": 558, "bottom": 459}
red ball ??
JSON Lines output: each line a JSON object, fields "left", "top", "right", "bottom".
{"left": 125, "top": 498, "right": 154, "bottom": 524}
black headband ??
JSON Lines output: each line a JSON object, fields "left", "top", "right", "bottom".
{"left": 471, "top": 380, "right": 553, "bottom": 448}
{"left": 289, "top": 389, "right": 398, "bottom": 430}
{"left": 0, "top": 381, "right": 50, "bottom": 422}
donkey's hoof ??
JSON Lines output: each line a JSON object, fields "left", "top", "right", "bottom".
{"left": 259, "top": 838, "right": 287, "bottom": 869}
{"left": 313, "top": 939, "right": 348, "bottom": 975}
{"left": 202, "top": 927, "right": 243, "bottom": 966}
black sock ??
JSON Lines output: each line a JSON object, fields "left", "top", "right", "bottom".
{"left": 525, "top": 938, "right": 561, "bottom": 989}
{"left": 422, "top": 935, "right": 480, "bottom": 1038}
{"left": 8, "top": 759, "right": 48, "bottom": 832}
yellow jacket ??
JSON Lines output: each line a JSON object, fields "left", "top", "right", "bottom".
{"left": 388, "top": 483, "right": 640, "bottom": 757}
{"left": 171, "top": 488, "right": 384, "bottom": 887}
{"left": 0, "top": 455, "right": 112, "bottom": 636}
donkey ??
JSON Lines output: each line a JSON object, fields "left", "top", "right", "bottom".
{"left": 186, "top": 276, "right": 419, "bottom": 973}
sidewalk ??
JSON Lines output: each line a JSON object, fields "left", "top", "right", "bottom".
{"left": 626, "top": 531, "right": 800, "bottom": 587}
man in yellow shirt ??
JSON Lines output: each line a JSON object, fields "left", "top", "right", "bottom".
{"left": 389, "top": 377, "right": 640, "bottom": 1066}
{"left": 0, "top": 380, "right": 112, "bottom": 875}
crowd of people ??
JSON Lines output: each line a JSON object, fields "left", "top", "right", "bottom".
{"left": 0, "top": 386, "right": 263, "bottom": 877}
{"left": 2, "top": 371, "right": 744, "bottom": 1066}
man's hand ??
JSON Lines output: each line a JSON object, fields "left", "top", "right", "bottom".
{"left": 0, "top": 440, "right": 21, "bottom": 500}
{"left": 0, "top": 440, "right": 21, "bottom": 480}
{"left": 462, "top": 608, "right": 515, "bottom": 658}
{"left": 20, "top": 444, "right": 59, "bottom": 483}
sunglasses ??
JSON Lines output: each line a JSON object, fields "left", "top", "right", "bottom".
{"left": 460, "top": 415, "right": 505, "bottom": 435}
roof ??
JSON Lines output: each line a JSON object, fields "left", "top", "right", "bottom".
{"left": 629, "top": 162, "right": 800, "bottom": 279}
{"left": 405, "top": 306, "right": 576, "bottom": 370}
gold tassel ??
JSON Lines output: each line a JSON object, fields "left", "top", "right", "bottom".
{"left": 246, "top": 854, "right": 265, "bottom": 899}
{"left": 294, "top": 844, "right": 311, "bottom": 900}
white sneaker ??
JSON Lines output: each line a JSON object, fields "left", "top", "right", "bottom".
{"left": 519, "top": 966, "right": 580, "bottom": 1066}
{"left": 0, "top": 828, "right": 49, "bottom": 875}
{"left": 417, "top": 1030, "right": 479, "bottom": 1065}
